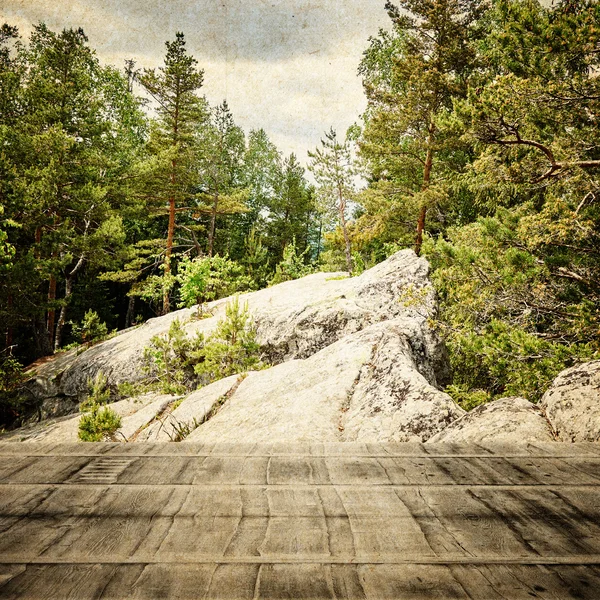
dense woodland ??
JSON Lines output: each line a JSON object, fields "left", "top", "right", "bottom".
{"left": 1, "top": 0, "right": 599, "bottom": 424}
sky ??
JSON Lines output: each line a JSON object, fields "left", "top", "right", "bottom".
{"left": 1, "top": 0, "right": 391, "bottom": 163}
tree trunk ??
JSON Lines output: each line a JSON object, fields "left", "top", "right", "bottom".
{"left": 340, "top": 209, "right": 353, "bottom": 275}
{"left": 414, "top": 124, "right": 435, "bottom": 257}
{"left": 125, "top": 295, "right": 135, "bottom": 328}
{"left": 47, "top": 276, "right": 57, "bottom": 349}
{"left": 337, "top": 188, "right": 353, "bottom": 275}
{"left": 54, "top": 255, "right": 85, "bottom": 351}
{"left": 208, "top": 194, "right": 219, "bottom": 257}
{"left": 316, "top": 217, "right": 323, "bottom": 262}
{"left": 34, "top": 317, "right": 53, "bottom": 357}
{"left": 163, "top": 194, "right": 176, "bottom": 315}
{"left": 5, "top": 294, "right": 13, "bottom": 349}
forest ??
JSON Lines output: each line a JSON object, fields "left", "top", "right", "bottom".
{"left": 1, "top": 0, "right": 599, "bottom": 424}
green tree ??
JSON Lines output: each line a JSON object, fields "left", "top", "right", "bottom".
{"left": 1, "top": 24, "right": 146, "bottom": 354}
{"left": 358, "top": 0, "right": 486, "bottom": 255}
{"left": 309, "top": 129, "right": 356, "bottom": 274}
{"left": 267, "top": 153, "right": 316, "bottom": 264}
{"left": 138, "top": 32, "right": 206, "bottom": 313}
{"left": 176, "top": 254, "right": 251, "bottom": 312}
{"left": 196, "top": 101, "right": 248, "bottom": 257}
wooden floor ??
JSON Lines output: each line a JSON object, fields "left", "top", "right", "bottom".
{"left": 0, "top": 442, "right": 599, "bottom": 599}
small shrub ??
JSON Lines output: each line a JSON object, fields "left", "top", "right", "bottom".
{"left": 143, "top": 298, "right": 263, "bottom": 393}
{"left": 143, "top": 319, "right": 204, "bottom": 394}
{"left": 71, "top": 310, "right": 109, "bottom": 345}
{"left": 0, "top": 351, "right": 25, "bottom": 426}
{"left": 78, "top": 371, "right": 121, "bottom": 442}
{"left": 445, "top": 385, "right": 491, "bottom": 411}
{"left": 270, "top": 239, "right": 313, "bottom": 285}
{"left": 176, "top": 254, "right": 252, "bottom": 314}
{"left": 193, "top": 297, "right": 263, "bottom": 383}
{"left": 79, "top": 406, "right": 122, "bottom": 442}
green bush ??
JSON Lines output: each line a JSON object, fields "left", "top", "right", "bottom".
{"left": 0, "top": 351, "right": 25, "bottom": 426}
{"left": 270, "top": 239, "right": 313, "bottom": 285}
{"left": 79, "top": 406, "right": 122, "bottom": 442}
{"left": 143, "top": 297, "right": 263, "bottom": 393}
{"left": 78, "top": 372, "right": 121, "bottom": 442}
{"left": 71, "top": 310, "right": 109, "bottom": 345}
{"left": 176, "top": 254, "right": 252, "bottom": 314}
{"left": 193, "top": 296, "right": 263, "bottom": 383}
{"left": 426, "top": 209, "right": 599, "bottom": 404}
{"left": 143, "top": 319, "right": 204, "bottom": 394}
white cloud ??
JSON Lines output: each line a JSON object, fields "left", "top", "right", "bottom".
{"left": 1, "top": 0, "right": 390, "bottom": 161}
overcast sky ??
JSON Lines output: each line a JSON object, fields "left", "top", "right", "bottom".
{"left": 1, "top": 0, "right": 391, "bottom": 163}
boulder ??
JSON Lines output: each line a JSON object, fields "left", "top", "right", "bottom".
{"left": 539, "top": 361, "right": 600, "bottom": 442}
{"left": 25, "top": 250, "right": 449, "bottom": 411}
{"left": 184, "top": 320, "right": 463, "bottom": 443}
{"left": 427, "top": 397, "right": 555, "bottom": 444}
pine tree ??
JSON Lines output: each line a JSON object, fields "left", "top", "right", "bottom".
{"left": 309, "top": 129, "right": 355, "bottom": 274}
{"left": 0, "top": 24, "right": 146, "bottom": 353}
{"left": 195, "top": 101, "right": 248, "bottom": 257}
{"left": 138, "top": 32, "right": 206, "bottom": 313}
{"left": 267, "top": 153, "right": 315, "bottom": 263}
{"left": 359, "top": 0, "right": 485, "bottom": 255}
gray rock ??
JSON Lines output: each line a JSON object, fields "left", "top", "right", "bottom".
{"left": 185, "top": 320, "right": 462, "bottom": 443}
{"left": 137, "top": 375, "right": 242, "bottom": 442}
{"left": 26, "top": 250, "right": 449, "bottom": 407}
{"left": 539, "top": 361, "right": 600, "bottom": 442}
{"left": 0, "top": 393, "right": 178, "bottom": 443}
{"left": 427, "top": 397, "right": 555, "bottom": 444}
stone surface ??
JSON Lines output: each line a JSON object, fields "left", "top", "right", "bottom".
{"left": 185, "top": 320, "right": 462, "bottom": 443}
{"left": 540, "top": 360, "right": 600, "bottom": 442}
{"left": 428, "top": 397, "right": 556, "bottom": 444}
{"left": 0, "top": 394, "right": 179, "bottom": 443}
{"left": 25, "top": 250, "right": 448, "bottom": 406}
{"left": 137, "top": 375, "right": 242, "bottom": 442}
{"left": 0, "top": 442, "right": 599, "bottom": 599}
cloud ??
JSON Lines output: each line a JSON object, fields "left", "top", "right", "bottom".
{"left": 1, "top": 0, "right": 390, "bottom": 160}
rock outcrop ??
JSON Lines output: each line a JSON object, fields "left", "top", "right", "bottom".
{"left": 427, "top": 397, "right": 555, "bottom": 444}
{"left": 1, "top": 393, "right": 179, "bottom": 443}
{"left": 540, "top": 360, "right": 600, "bottom": 442}
{"left": 24, "top": 250, "right": 448, "bottom": 405}
{"left": 184, "top": 321, "right": 462, "bottom": 443}
{"left": 9, "top": 251, "right": 600, "bottom": 445}
{"left": 11, "top": 250, "right": 462, "bottom": 443}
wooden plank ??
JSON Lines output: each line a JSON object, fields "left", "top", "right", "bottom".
{"left": 0, "top": 456, "right": 90, "bottom": 484}
{"left": 0, "top": 442, "right": 599, "bottom": 599}
{"left": 256, "top": 563, "right": 336, "bottom": 599}
{"left": 469, "top": 487, "right": 600, "bottom": 557}
{"left": 325, "top": 457, "right": 390, "bottom": 485}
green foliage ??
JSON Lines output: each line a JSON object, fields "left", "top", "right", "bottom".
{"left": 78, "top": 372, "right": 121, "bottom": 442}
{"left": 143, "top": 319, "right": 203, "bottom": 394}
{"left": 427, "top": 204, "right": 600, "bottom": 403}
{"left": 70, "top": 310, "right": 109, "bottom": 345}
{"left": 79, "top": 407, "right": 122, "bottom": 442}
{"left": 143, "top": 298, "right": 262, "bottom": 393}
{"left": 445, "top": 385, "right": 491, "bottom": 412}
{"left": 79, "top": 371, "right": 111, "bottom": 411}
{"left": 0, "top": 351, "right": 23, "bottom": 396}
{"left": 270, "top": 239, "right": 313, "bottom": 285}
{"left": 308, "top": 129, "right": 356, "bottom": 274}
{"left": 176, "top": 254, "right": 251, "bottom": 313}
{"left": 193, "top": 297, "right": 263, "bottom": 383}
{"left": 0, "top": 350, "right": 25, "bottom": 425}
{"left": 444, "top": 320, "right": 596, "bottom": 404}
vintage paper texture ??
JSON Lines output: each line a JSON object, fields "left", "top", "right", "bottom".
{"left": 1, "top": 0, "right": 390, "bottom": 159}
